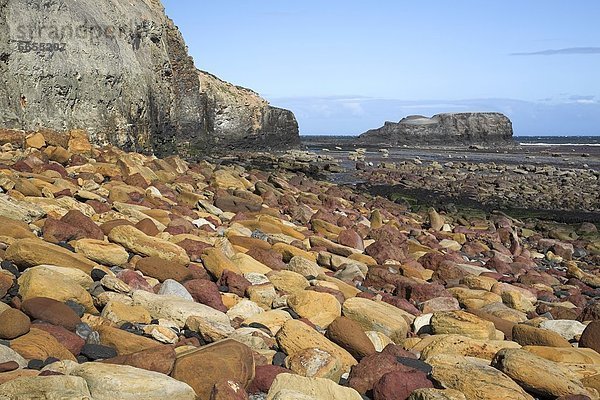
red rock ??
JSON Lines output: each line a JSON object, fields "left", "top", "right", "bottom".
{"left": 480, "top": 272, "right": 505, "bottom": 281}
{"left": 419, "top": 252, "right": 447, "bottom": 271}
{"left": 39, "top": 129, "right": 69, "bottom": 147}
{"left": 177, "top": 239, "right": 212, "bottom": 262}
{"left": 462, "top": 242, "right": 488, "bottom": 258}
{"left": 380, "top": 344, "right": 418, "bottom": 359}
{"left": 553, "top": 242, "right": 574, "bottom": 260}
{"left": 70, "top": 154, "right": 88, "bottom": 166}
{"left": 85, "top": 200, "right": 111, "bottom": 214}
{"left": 21, "top": 297, "right": 82, "bottom": 331}
{"left": 369, "top": 226, "right": 406, "bottom": 242}
{"left": 364, "top": 266, "right": 416, "bottom": 294}
{"left": 408, "top": 283, "right": 452, "bottom": 303}
{"left": 218, "top": 270, "right": 251, "bottom": 297}
{"left": 210, "top": 379, "right": 249, "bottom": 400}
{"left": 338, "top": 229, "right": 364, "bottom": 251}
{"left": 9, "top": 297, "right": 21, "bottom": 309}
{"left": 184, "top": 279, "right": 227, "bottom": 312}
{"left": 247, "top": 365, "right": 291, "bottom": 394}
{"left": 518, "top": 270, "right": 560, "bottom": 286}
{"left": 188, "top": 263, "right": 211, "bottom": 281}
{"left": 348, "top": 351, "right": 420, "bottom": 395}
{"left": 11, "top": 160, "right": 33, "bottom": 173}
{"left": 166, "top": 216, "right": 195, "bottom": 235}
{"left": 42, "top": 218, "right": 86, "bottom": 244}
{"left": 432, "top": 261, "right": 467, "bottom": 283}
{"left": 33, "top": 322, "right": 85, "bottom": 356}
{"left": 136, "top": 256, "right": 193, "bottom": 283}
{"left": 565, "top": 293, "right": 587, "bottom": 309}
{"left": 151, "top": 183, "right": 177, "bottom": 201}
{"left": 60, "top": 210, "right": 104, "bottom": 240}
{"left": 580, "top": 320, "right": 600, "bottom": 353}
{"left": 135, "top": 218, "right": 160, "bottom": 236}
{"left": 365, "top": 237, "right": 408, "bottom": 264}
{"left": 246, "top": 248, "right": 286, "bottom": 270}
{"left": 381, "top": 294, "right": 421, "bottom": 316}
{"left": 116, "top": 270, "right": 154, "bottom": 292}
{"left": 484, "top": 257, "right": 512, "bottom": 275}
{"left": 124, "top": 173, "right": 150, "bottom": 189}
{"left": 0, "top": 361, "right": 19, "bottom": 373}
{"left": 310, "top": 210, "right": 339, "bottom": 226}
{"left": 0, "top": 308, "right": 30, "bottom": 339}
{"left": 549, "top": 306, "right": 580, "bottom": 321}
{"left": 102, "top": 345, "right": 176, "bottom": 375}
{"left": 373, "top": 369, "right": 433, "bottom": 400}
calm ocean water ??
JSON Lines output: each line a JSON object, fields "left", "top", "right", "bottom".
{"left": 302, "top": 135, "right": 600, "bottom": 146}
{"left": 516, "top": 136, "right": 600, "bottom": 146}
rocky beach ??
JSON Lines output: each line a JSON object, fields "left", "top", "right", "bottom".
{"left": 0, "top": 128, "right": 598, "bottom": 399}
{"left": 1, "top": 0, "right": 600, "bottom": 399}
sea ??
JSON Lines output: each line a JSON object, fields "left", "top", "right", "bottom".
{"left": 515, "top": 136, "right": 600, "bottom": 146}
{"left": 302, "top": 135, "right": 600, "bottom": 149}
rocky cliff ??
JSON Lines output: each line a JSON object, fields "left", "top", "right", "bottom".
{"left": 359, "top": 112, "right": 513, "bottom": 145}
{"left": 199, "top": 71, "right": 299, "bottom": 152}
{"left": 0, "top": 0, "right": 299, "bottom": 156}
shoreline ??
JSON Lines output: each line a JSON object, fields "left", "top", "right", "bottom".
{"left": 288, "top": 136, "right": 600, "bottom": 221}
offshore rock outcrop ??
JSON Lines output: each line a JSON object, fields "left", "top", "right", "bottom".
{"left": 359, "top": 112, "right": 514, "bottom": 145}
{"left": 0, "top": 0, "right": 299, "bottom": 157}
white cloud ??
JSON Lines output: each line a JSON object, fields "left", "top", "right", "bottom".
{"left": 400, "top": 103, "right": 470, "bottom": 109}
{"left": 341, "top": 102, "right": 365, "bottom": 116}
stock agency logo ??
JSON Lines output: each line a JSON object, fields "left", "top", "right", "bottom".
{"left": 10, "top": 19, "right": 141, "bottom": 55}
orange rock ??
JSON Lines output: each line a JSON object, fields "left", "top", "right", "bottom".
{"left": 171, "top": 339, "right": 255, "bottom": 400}
{"left": 10, "top": 328, "right": 76, "bottom": 361}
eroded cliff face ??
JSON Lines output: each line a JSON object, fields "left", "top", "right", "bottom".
{"left": 199, "top": 71, "right": 300, "bottom": 152}
{"left": 0, "top": 0, "right": 299, "bottom": 156}
{"left": 359, "top": 112, "right": 514, "bottom": 145}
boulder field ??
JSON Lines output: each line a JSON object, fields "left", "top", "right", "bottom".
{"left": 0, "top": 128, "right": 599, "bottom": 399}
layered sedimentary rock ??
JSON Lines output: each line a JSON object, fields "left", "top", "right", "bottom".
{"left": 359, "top": 112, "right": 513, "bottom": 145}
{"left": 199, "top": 71, "right": 300, "bottom": 152}
{"left": 0, "top": 0, "right": 299, "bottom": 156}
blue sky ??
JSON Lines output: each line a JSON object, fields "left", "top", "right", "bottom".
{"left": 162, "top": 0, "right": 600, "bottom": 135}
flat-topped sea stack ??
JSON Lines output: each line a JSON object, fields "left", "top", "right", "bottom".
{"left": 359, "top": 112, "right": 514, "bottom": 145}
{"left": 0, "top": 0, "right": 299, "bottom": 156}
